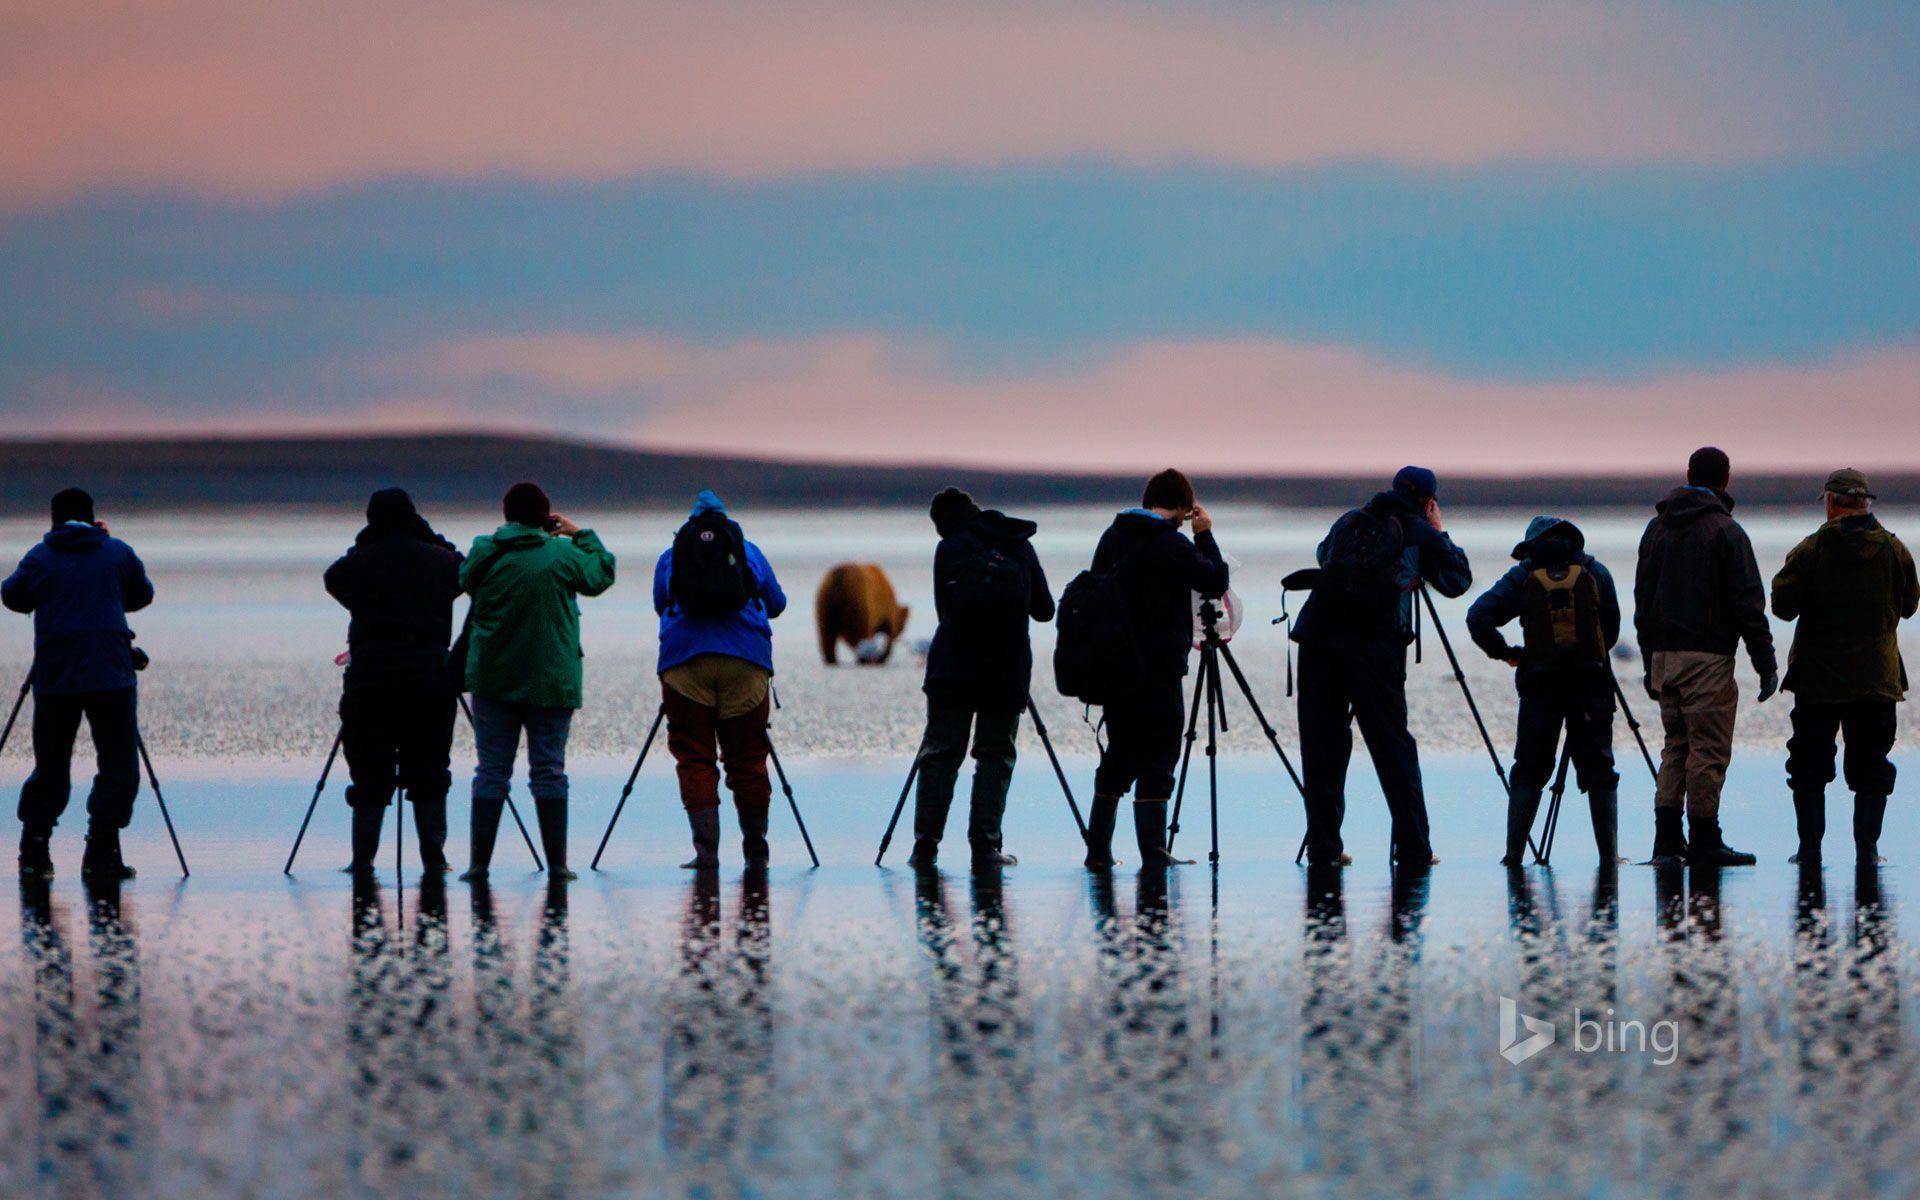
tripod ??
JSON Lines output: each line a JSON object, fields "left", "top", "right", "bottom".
{"left": 1534, "top": 670, "right": 1662, "bottom": 865}
{"left": 874, "top": 694, "right": 1089, "bottom": 866}
{"left": 0, "top": 670, "right": 189, "bottom": 876}
{"left": 1166, "top": 602, "right": 1308, "bottom": 864}
{"left": 284, "top": 693, "right": 544, "bottom": 874}
{"left": 591, "top": 689, "right": 820, "bottom": 870}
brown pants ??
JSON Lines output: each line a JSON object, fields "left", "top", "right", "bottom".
{"left": 662, "top": 656, "right": 773, "bottom": 815}
{"left": 1650, "top": 651, "right": 1738, "bottom": 818}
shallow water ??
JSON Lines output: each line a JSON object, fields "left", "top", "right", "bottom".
{"left": 4, "top": 753, "right": 1920, "bottom": 1198}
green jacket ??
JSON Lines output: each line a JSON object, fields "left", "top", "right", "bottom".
{"left": 1770, "top": 514, "right": 1919, "bottom": 704}
{"left": 461, "top": 524, "right": 617, "bottom": 708}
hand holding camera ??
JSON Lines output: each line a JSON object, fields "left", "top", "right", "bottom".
{"left": 547, "top": 514, "right": 581, "bottom": 538}
{"left": 1189, "top": 503, "right": 1213, "bottom": 535}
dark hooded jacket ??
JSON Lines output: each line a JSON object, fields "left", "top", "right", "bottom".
{"left": 1633, "top": 486, "right": 1775, "bottom": 673}
{"left": 2, "top": 523, "right": 154, "bottom": 695}
{"left": 1467, "top": 516, "right": 1621, "bottom": 693}
{"left": 324, "top": 491, "right": 464, "bottom": 685}
{"left": 1290, "top": 487, "right": 1472, "bottom": 647}
{"left": 924, "top": 510, "right": 1055, "bottom": 711}
{"left": 1089, "top": 511, "right": 1229, "bottom": 682}
{"left": 1770, "top": 513, "right": 1919, "bottom": 703}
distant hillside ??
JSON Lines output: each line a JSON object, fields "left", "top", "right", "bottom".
{"left": 0, "top": 433, "right": 1909, "bottom": 510}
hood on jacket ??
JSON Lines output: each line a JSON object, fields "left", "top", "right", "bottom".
{"left": 44, "top": 523, "right": 108, "bottom": 553}
{"left": 970, "top": 509, "right": 1037, "bottom": 544}
{"left": 489, "top": 522, "right": 552, "bottom": 548}
{"left": 1365, "top": 488, "right": 1424, "bottom": 520}
{"left": 930, "top": 487, "right": 981, "bottom": 538}
{"left": 1656, "top": 485, "right": 1733, "bottom": 526}
{"left": 690, "top": 489, "right": 727, "bottom": 518}
{"left": 1820, "top": 512, "right": 1891, "bottom": 560}
{"left": 1512, "top": 516, "right": 1586, "bottom": 562}
{"left": 357, "top": 487, "right": 443, "bottom": 547}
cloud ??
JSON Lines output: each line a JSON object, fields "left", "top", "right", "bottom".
{"left": 3, "top": 1, "right": 1915, "bottom": 203}
{"left": 382, "top": 330, "right": 1920, "bottom": 473}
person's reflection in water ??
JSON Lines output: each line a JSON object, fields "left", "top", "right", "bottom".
{"left": 1653, "top": 865, "right": 1744, "bottom": 1173}
{"left": 662, "top": 869, "right": 776, "bottom": 1189}
{"left": 1084, "top": 869, "right": 1196, "bottom": 1195}
{"left": 910, "top": 865, "right": 1034, "bottom": 1198}
{"left": 1296, "top": 864, "right": 1356, "bottom": 1182}
{"left": 18, "top": 875, "right": 147, "bottom": 1198}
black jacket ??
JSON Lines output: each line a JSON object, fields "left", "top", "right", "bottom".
{"left": 924, "top": 510, "right": 1054, "bottom": 712}
{"left": 1466, "top": 517, "right": 1622, "bottom": 693}
{"left": 1090, "top": 511, "right": 1229, "bottom": 681}
{"left": 1291, "top": 488, "right": 1472, "bottom": 647}
{"left": 1634, "top": 486, "right": 1776, "bottom": 673}
{"left": 324, "top": 513, "right": 464, "bottom": 684}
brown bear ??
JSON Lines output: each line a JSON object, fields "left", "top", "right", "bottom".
{"left": 815, "top": 563, "right": 910, "bottom": 665}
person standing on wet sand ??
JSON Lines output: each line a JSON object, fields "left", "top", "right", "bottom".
{"left": 1467, "top": 516, "right": 1624, "bottom": 866}
{"left": 3, "top": 488, "right": 153, "bottom": 879}
{"left": 1290, "top": 467, "right": 1471, "bottom": 869}
{"left": 1634, "top": 447, "right": 1776, "bottom": 867}
{"left": 460, "top": 483, "right": 616, "bottom": 882}
{"left": 324, "top": 487, "right": 463, "bottom": 876}
{"left": 908, "top": 487, "right": 1054, "bottom": 869}
{"left": 654, "top": 490, "right": 787, "bottom": 870}
{"left": 1770, "top": 469, "right": 1918, "bottom": 865}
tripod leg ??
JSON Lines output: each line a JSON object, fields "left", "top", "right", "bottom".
{"left": 1610, "top": 673, "right": 1661, "bottom": 781}
{"left": 135, "top": 732, "right": 190, "bottom": 878}
{"left": 1207, "top": 648, "right": 1222, "bottom": 865}
{"left": 0, "top": 674, "right": 30, "bottom": 758}
{"left": 590, "top": 705, "right": 665, "bottom": 870}
{"left": 1538, "top": 736, "right": 1574, "bottom": 865}
{"left": 396, "top": 785, "right": 404, "bottom": 892}
{"left": 1166, "top": 662, "right": 1210, "bottom": 856}
{"left": 1215, "top": 641, "right": 1308, "bottom": 799}
{"left": 285, "top": 726, "right": 344, "bottom": 874}
{"left": 875, "top": 755, "right": 922, "bottom": 866}
{"left": 767, "top": 735, "right": 819, "bottom": 868}
{"left": 1419, "top": 588, "right": 1543, "bottom": 863}
{"left": 1025, "top": 697, "right": 1088, "bottom": 841}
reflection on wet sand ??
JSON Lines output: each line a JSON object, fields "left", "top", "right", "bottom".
{"left": 911, "top": 865, "right": 1035, "bottom": 1199}
{"left": 19, "top": 876, "right": 144, "bottom": 1200}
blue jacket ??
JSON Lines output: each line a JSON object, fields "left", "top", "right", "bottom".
{"left": 1291, "top": 489, "right": 1471, "bottom": 646}
{"left": 2, "top": 523, "right": 155, "bottom": 694}
{"left": 1467, "top": 516, "right": 1622, "bottom": 691}
{"left": 653, "top": 494, "right": 787, "bottom": 675}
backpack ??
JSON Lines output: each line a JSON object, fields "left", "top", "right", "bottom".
{"left": 945, "top": 539, "right": 1030, "bottom": 634}
{"left": 1320, "top": 507, "right": 1406, "bottom": 618}
{"left": 669, "top": 512, "right": 756, "bottom": 617}
{"left": 1519, "top": 562, "right": 1605, "bottom": 668}
{"left": 1053, "top": 548, "right": 1146, "bottom": 706}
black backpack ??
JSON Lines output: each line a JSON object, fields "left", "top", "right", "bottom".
{"left": 669, "top": 512, "right": 756, "bottom": 617}
{"left": 1320, "top": 507, "right": 1406, "bottom": 617}
{"left": 1053, "top": 548, "right": 1146, "bottom": 706}
{"left": 945, "top": 540, "right": 1030, "bottom": 635}
{"left": 1519, "top": 562, "right": 1605, "bottom": 668}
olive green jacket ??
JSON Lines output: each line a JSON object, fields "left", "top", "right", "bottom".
{"left": 461, "top": 524, "right": 617, "bottom": 708}
{"left": 1770, "top": 514, "right": 1919, "bottom": 703}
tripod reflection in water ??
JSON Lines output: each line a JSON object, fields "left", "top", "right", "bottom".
{"left": 910, "top": 865, "right": 1035, "bottom": 1198}
{"left": 663, "top": 869, "right": 776, "bottom": 1184}
{"left": 1295, "top": 866, "right": 1429, "bottom": 1187}
{"left": 18, "top": 876, "right": 144, "bottom": 1200}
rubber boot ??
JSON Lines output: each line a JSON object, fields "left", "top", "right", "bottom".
{"left": 1587, "top": 788, "right": 1623, "bottom": 864}
{"left": 1503, "top": 786, "right": 1543, "bottom": 866}
{"left": 1134, "top": 800, "right": 1193, "bottom": 868}
{"left": 1855, "top": 795, "right": 1889, "bottom": 864}
{"left": 741, "top": 806, "right": 770, "bottom": 869}
{"left": 535, "top": 796, "right": 574, "bottom": 881}
{"left": 18, "top": 826, "right": 53, "bottom": 877}
{"left": 80, "top": 823, "right": 135, "bottom": 881}
{"left": 411, "top": 793, "right": 450, "bottom": 874}
{"left": 346, "top": 800, "right": 385, "bottom": 875}
{"left": 680, "top": 806, "right": 721, "bottom": 869}
{"left": 1789, "top": 791, "right": 1825, "bottom": 865}
{"left": 1084, "top": 794, "right": 1119, "bottom": 869}
{"left": 910, "top": 785, "right": 951, "bottom": 868}
{"left": 1686, "top": 814, "right": 1757, "bottom": 866}
{"left": 971, "top": 840, "right": 1017, "bottom": 869}
{"left": 461, "top": 793, "right": 505, "bottom": 881}
{"left": 1646, "top": 806, "right": 1687, "bottom": 867}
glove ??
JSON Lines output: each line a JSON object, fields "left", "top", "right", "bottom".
{"left": 1643, "top": 669, "right": 1658, "bottom": 702}
{"left": 1758, "top": 668, "right": 1779, "bottom": 703}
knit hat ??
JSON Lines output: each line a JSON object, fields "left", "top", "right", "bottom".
{"left": 50, "top": 487, "right": 94, "bottom": 527}
{"left": 365, "top": 487, "right": 417, "bottom": 527}
{"left": 930, "top": 487, "right": 981, "bottom": 537}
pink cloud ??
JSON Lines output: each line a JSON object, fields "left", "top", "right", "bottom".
{"left": 397, "top": 331, "right": 1920, "bottom": 474}
{"left": 1, "top": 1, "right": 1908, "bottom": 203}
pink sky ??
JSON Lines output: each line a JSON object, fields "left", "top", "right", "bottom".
{"left": 3, "top": 0, "right": 1907, "bottom": 203}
